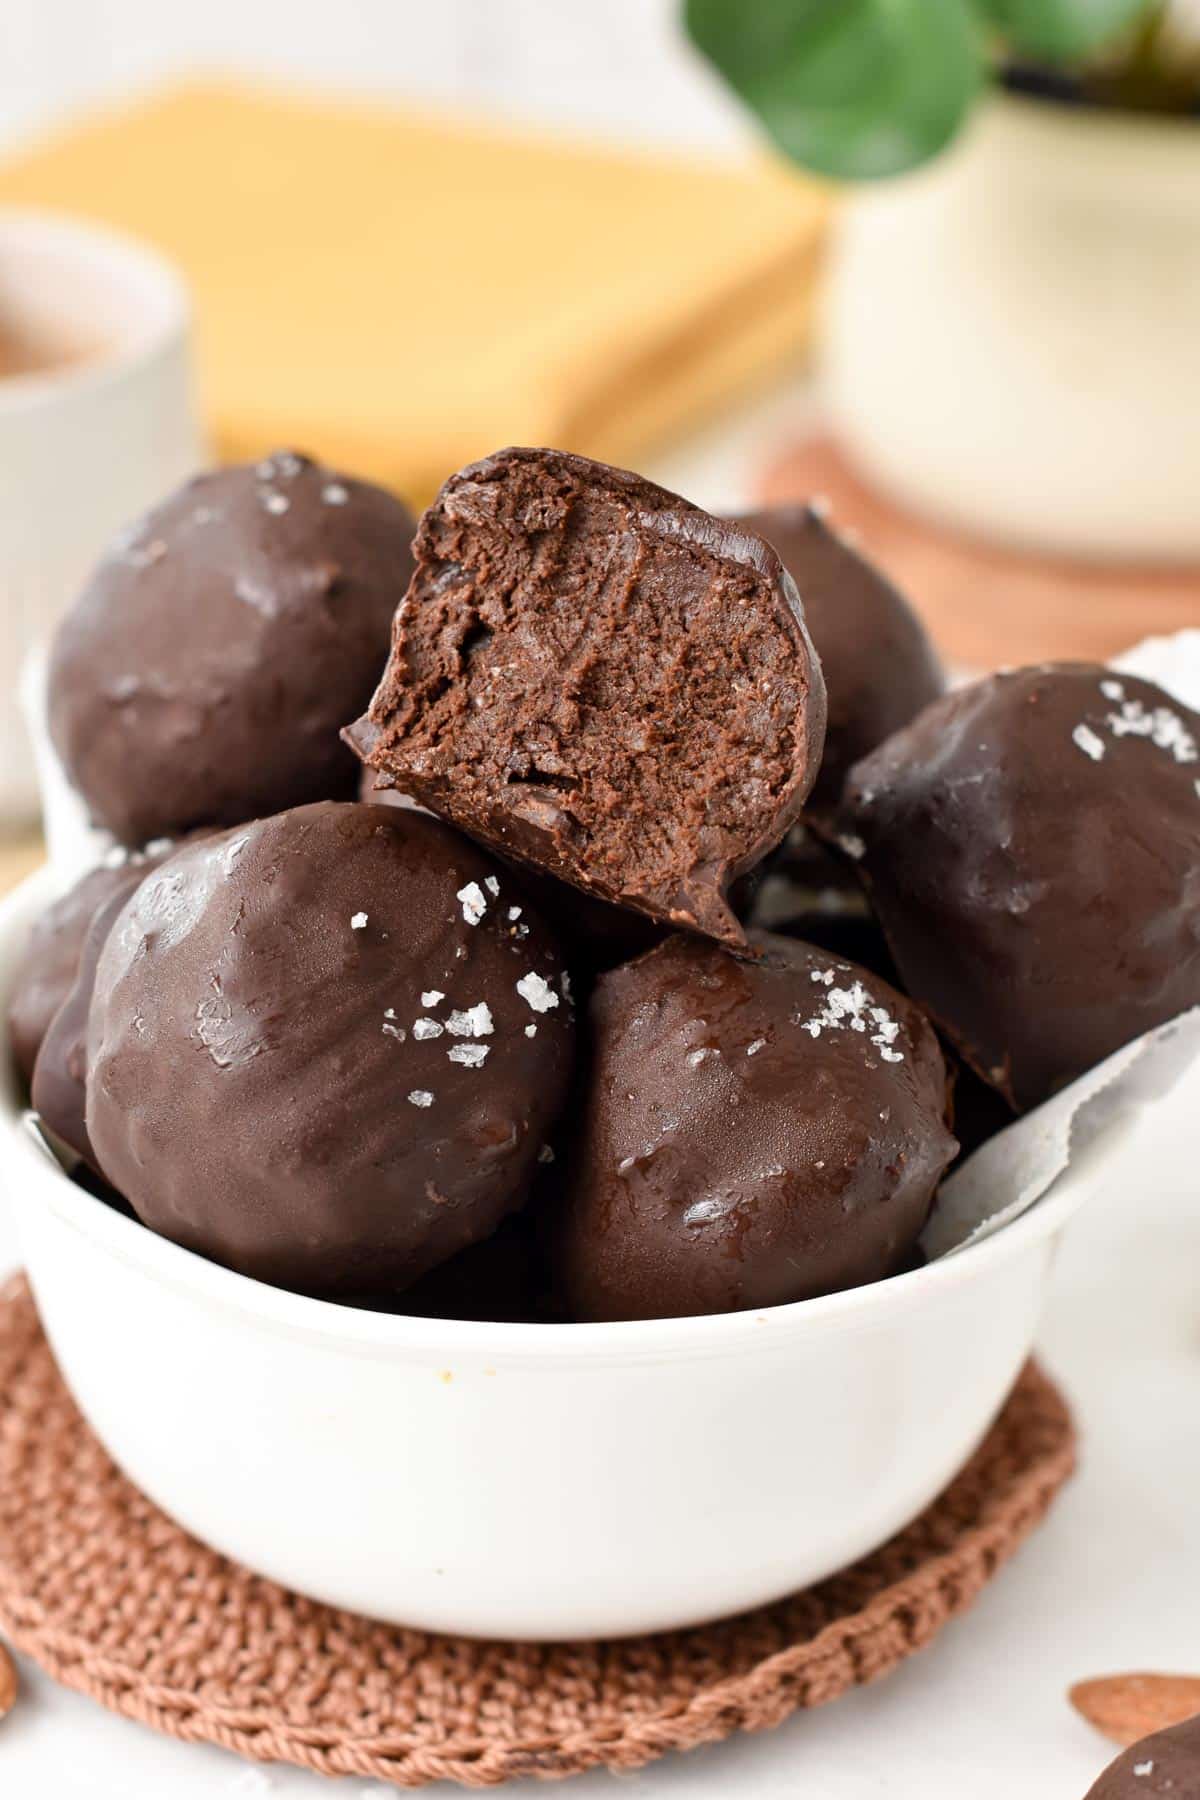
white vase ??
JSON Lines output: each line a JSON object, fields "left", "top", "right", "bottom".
{"left": 824, "top": 92, "right": 1200, "bottom": 563}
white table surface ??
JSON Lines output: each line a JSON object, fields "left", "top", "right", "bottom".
{"left": 0, "top": 1081, "right": 1195, "bottom": 1799}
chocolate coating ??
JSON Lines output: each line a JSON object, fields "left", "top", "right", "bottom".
{"left": 49, "top": 453, "right": 415, "bottom": 845}
{"left": 841, "top": 664, "right": 1200, "bottom": 1110}
{"left": 733, "top": 504, "right": 944, "bottom": 814}
{"left": 87, "top": 802, "right": 575, "bottom": 1294}
{"left": 1085, "top": 1713, "right": 1200, "bottom": 1798}
{"left": 7, "top": 855, "right": 170, "bottom": 1086}
{"left": 554, "top": 932, "right": 956, "bottom": 1321}
{"left": 348, "top": 447, "right": 826, "bottom": 948}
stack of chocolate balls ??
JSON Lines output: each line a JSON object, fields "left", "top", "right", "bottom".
{"left": 10, "top": 446, "right": 1200, "bottom": 1322}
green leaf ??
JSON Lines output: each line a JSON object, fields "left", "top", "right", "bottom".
{"left": 683, "top": 0, "right": 986, "bottom": 181}
{"left": 978, "top": 0, "right": 1154, "bottom": 65}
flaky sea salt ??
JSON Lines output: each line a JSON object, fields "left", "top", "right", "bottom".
{"left": 1102, "top": 680, "right": 1199, "bottom": 762}
{"left": 382, "top": 1023, "right": 407, "bottom": 1043}
{"left": 746, "top": 1038, "right": 766, "bottom": 1056}
{"left": 421, "top": 990, "right": 444, "bottom": 1007}
{"left": 412, "top": 1018, "right": 443, "bottom": 1040}
{"left": 446, "top": 1003, "right": 494, "bottom": 1038}
{"left": 457, "top": 882, "right": 487, "bottom": 925}
{"left": 525, "top": 1023, "right": 537, "bottom": 1037}
{"left": 350, "top": 912, "right": 368, "bottom": 930}
{"left": 484, "top": 875, "right": 500, "bottom": 896}
{"left": 261, "top": 491, "right": 289, "bottom": 516}
{"left": 507, "top": 906, "right": 523, "bottom": 922}
{"left": 322, "top": 482, "right": 348, "bottom": 506}
{"left": 448, "top": 1043, "right": 489, "bottom": 1068}
{"left": 407, "top": 1090, "right": 433, "bottom": 1107}
{"left": 1072, "top": 724, "right": 1105, "bottom": 762}
{"left": 538, "top": 1144, "right": 555, "bottom": 1164}
{"left": 516, "top": 972, "right": 559, "bottom": 1013}
{"left": 798, "top": 980, "right": 906, "bottom": 1063}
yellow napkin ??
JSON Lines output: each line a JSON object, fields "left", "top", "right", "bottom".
{"left": 0, "top": 83, "right": 828, "bottom": 504}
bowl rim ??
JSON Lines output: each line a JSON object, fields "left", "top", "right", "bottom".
{"left": 0, "top": 866, "right": 1090, "bottom": 1365}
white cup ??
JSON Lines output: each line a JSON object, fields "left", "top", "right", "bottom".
{"left": 0, "top": 209, "right": 204, "bottom": 820}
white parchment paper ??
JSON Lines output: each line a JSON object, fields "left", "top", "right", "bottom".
{"left": 922, "top": 1007, "right": 1200, "bottom": 1259}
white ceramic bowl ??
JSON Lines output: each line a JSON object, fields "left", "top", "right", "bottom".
{"left": 0, "top": 868, "right": 1088, "bottom": 1641}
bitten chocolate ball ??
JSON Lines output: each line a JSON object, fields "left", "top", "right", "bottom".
{"left": 347, "top": 447, "right": 826, "bottom": 949}
{"left": 87, "top": 802, "right": 575, "bottom": 1295}
{"left": 7, "top": 851, "right": 172, "bottom": 1086}
{"left": 553, "top": 932, "right": 956, "bottom": 1321}
{"left": 1085, "top": 1713, "right": 1200, "bottom": 1798}
{"left": 732, "top": 503, "right": 944, "bottom": 815}
{"left": 48, "top": 453, "right": 415, "bottom": 845}
{"left": 840, "top": 664, "right": 1200, "bottom": 1110}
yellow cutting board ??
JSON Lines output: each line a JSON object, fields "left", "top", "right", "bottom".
{"left": 0, "top": 82, "right": 829, "bottom": 504}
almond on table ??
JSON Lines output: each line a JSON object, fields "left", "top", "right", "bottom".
{"left": 1071, "top": 1673, "right": 1200, "bottom": 1747}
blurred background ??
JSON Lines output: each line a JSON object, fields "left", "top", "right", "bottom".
{"left": 1, "top": 0, "right": 1198, "bottom": 859}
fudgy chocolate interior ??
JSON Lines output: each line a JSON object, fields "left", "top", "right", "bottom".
{"left": 349, "top": 448, "right": 825, "bottom": 947}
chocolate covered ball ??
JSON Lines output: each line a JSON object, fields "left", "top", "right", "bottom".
{"left": 348, "top": 447, "right": 826, "bottom": 949}
{"left": 87, "top": 802, "right": 575, "bottom": 1294}
{"left": 32, "top": 865, "right": 148, "bottom": 1168}
{"left": 732, "top": 503, "right": 944, "bottom": 814}
{"left": 553, "top": 932, "right": 956, "bottom": 1321}
{"left": 48, "top": 453, "right": 415, "bottom": 845}
{"left": 840, "top": 664, "right": 1200, "bottom": 1110}
{"left": 7, "top": 850, "right": 172, "bottom": 1086}
{"left": 1085, "top": 1713, "right": 1200, "bottom": 1798}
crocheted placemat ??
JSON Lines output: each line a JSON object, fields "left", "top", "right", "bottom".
{"left": 0, "top": 1274, "right": 1076, "bottom": 1788}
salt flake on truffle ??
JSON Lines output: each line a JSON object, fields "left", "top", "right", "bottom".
{"left": 446, "top": 1003, "right": 494, "bottom": 1038}
{"left": 799, "top": 980, "right": 906, "bottom": 1063}
{"left": 1072, "top": 724, "right": 1105, "bottom": 762}
{"left": 421, "top": 989, "right": 445, "bottom": 1007}
{"left": 457, "top": 882, "right": 488, "bottom": 925}
{"left": 484, "top": 875, "right": 500, "bottom": 896}
{"left": 322, "top": 483, "right": 349, "bottom": 506}
{"left": 448, "top": 1043, "right": 489, "bottom": 1067}
{"left": 407, "top": 1089, "right": 434, "bottom": 1107}
{"left": 412, "top": 1017, "right": 444, "bottom": 1040}
{"left": 516, "top": 972, "right": 559, "bottom": 1013}
{"left": 350, "top": 912, "right": 368, "bottom": 929}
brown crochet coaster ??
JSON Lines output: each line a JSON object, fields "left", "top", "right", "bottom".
{"left": 0, "top": 1275, "right": 1076, "bottom": 1788}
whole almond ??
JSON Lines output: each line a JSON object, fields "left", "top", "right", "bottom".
{"left": 1070, "top": 1673, "right": 1200, "bottom": 1746}
{"left": 0, "top": 1642, "right": 16, "bottom": 1721}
